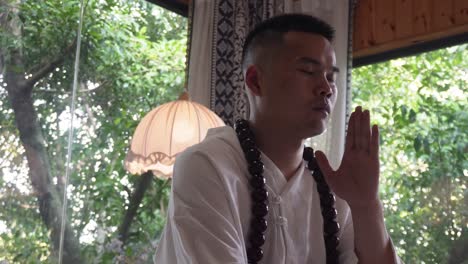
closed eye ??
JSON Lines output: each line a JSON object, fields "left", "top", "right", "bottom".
{"left": 298, "top": 69, "right": 318, "bottom": 76}
{"left": 299, "top": 69, "right": 336, "bottom": 83}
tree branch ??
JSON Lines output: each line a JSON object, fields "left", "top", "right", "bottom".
{"left": 6, "top": 79, "right": 83, "bottom": 263}
{"left": 3, "top": 3, "right": 82, "bottom": 260}
{"left": 25, "top": 39, "right": 77, "bottom": 89}
{"left": 118, "top": 171, "right": 153, "bottom": 245}
{"left": 34, "top": 80, "right": 109, "bottom": 94}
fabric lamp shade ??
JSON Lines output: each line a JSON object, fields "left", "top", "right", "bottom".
{"left": 124, "top": 92, "right": 225, "bottom": 178}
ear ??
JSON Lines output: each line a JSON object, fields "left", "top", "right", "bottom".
{"left": 245, "top": 65, "right": 263, "bottom": 96}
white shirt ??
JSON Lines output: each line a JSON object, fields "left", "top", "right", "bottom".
{"left": 154, "top": 126, "right": 358, "bottom": 264}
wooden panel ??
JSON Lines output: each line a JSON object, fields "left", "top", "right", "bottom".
{"left": 413, "top": 0, "right": 432, "bottom": 34}
{"left": 354, "top": 24, "right": 468, "bottom": 58}
{"left": 374, "top": 0, "right": 396, "bottom": 43}
{"left": 148, "top": 0, "right": 468, "bottom": 58}
{"left": 354, "top": 0, "right": 370, "bottom": 50}
{"left": 432, "top": 0, "right": 454, "bottom": 30}
{"left": 353, "top": 0, "right": 467, "bottom": 59}
{"left": 395, "top": 0, "right": 413, "bottom": 39}
{"left": 454, "top": 0, "right": 468, "bottom": 24}
{"left": 353, "top": 0, "right": 376, "bottom": 49}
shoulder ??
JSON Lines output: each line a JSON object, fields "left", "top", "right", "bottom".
{"left": 172, "top": 125, "right": 247, "bottom": 187}
{"left": 175, "top": 125, "right": 243, "bottom": 169}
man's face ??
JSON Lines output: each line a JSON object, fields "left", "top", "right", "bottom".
{"left": 258, "top": 31, "right": 338, "bottom": 138}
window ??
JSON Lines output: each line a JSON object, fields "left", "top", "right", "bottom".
{"left": 352, "top": 44, "right": 467, "bottom": 263}
{"left": 0, "top": 1, "right": 186, "bottom": 262}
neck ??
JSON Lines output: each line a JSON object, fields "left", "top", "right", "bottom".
{"left": 249, "top": 118, "right": 304, "bottom": 181}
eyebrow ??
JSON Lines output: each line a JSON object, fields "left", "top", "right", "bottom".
{"left": 297, "top": 57, "right": 340, "bottom": 73}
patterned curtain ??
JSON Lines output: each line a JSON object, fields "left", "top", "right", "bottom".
{"left": 188, "top": 0, "right": 283, "bottom": 126}
{"left": 188, "top": 0, "right": 355, "bottom": 167}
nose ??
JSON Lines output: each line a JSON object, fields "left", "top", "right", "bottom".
{"left": 317, "top": 74, "right": 333, "bottom": 98}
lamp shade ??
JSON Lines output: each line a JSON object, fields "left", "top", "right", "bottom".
{"left": 124, "top": 93, "right": 225, "bottom": 178}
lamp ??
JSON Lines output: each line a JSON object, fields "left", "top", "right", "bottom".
{"left": 124, "top": 92, "right": 225, "bottom": 178}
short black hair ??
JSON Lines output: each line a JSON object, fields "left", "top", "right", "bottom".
{"left": 241, "top": 14, "right": 335, "bottom": 72}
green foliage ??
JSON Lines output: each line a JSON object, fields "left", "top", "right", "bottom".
{"left": 1, "top": 0, "right": 186, "bottom": 262}
{"left": 352, "top": 44, "right": 467, "bottom": 263}
{"left": 2, "top": 0, "right": 465, "bottom": 262}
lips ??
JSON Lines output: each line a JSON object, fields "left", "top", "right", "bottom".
{"left": 311, "top": 104, "right": 331, "bottom": 115}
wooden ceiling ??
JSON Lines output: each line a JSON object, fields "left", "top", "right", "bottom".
{"left": 148, "top": 0, "right": 468, "bottom": 65}
{"left": 353, "top": 0, "right": 467, "bottom": 65}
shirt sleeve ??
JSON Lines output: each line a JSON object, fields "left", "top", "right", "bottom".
{"left": 154, "top": 150, "right": 247, "bottom": 264}
{"left": 337, "top": 206, "right": 359, "bottom": 264}
{"left": 336, "top": 203, "right": 405, "bottom": 264}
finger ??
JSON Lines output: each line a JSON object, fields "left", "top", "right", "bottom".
{"left": 315, "top": 150, "right": 336, "bottom": 184}
{"left": 315, "top": 151, "right": 341, "bottom": 192}
{"left": 370, "top": 124, "right": 379, "bottom": 157}
{"left": 354, "top": 106, "right": 362, "bottom": 149}
{"left": 345, "top": 111, "right": 356, "bottom": 152}
{"left": 360, "top": 110, "right": 371, "bottom": 152}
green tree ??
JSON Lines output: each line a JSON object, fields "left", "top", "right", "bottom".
{"left": 0, "top": 0, "right": 186, "bottom": 262}
{"left": 352, "top": 44, "right": 467, "bottom": 263}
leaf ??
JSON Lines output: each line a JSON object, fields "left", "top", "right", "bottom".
{"left": 139, "top": 26, "right": 147, "bottom": 35}
{"left": 400, "top": 105, "right": 408, "bottom": 119}
{"left": 414, "top": 135, "right": 422, "bottom": 153}
{"left": 409, "top": 109, "right": 417, "bottom": 122}
{"left": 423, "top": 137, "right": 431, "bottom": 155}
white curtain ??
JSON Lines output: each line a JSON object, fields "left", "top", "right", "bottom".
{"left": 187, "top": 0, "right": 353, "bottom": 168}
{"left": 288, "top": 0, "right": 352, "bottom": 169}
{"left": 187, "top": 0, "right": 214, "bottom": 108}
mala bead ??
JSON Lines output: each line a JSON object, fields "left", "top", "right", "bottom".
{"left": 252, "top": 201, "right": 269, "bottom": 217}
{"left": 324, "top": 220, "right": 340, "bottom": 236}
{"left": 252, "top": 187, "right": 268, "bottom": 202}
{"left": 322, "top": 208, "right": 338, "bottom": 221}
{"left": 317, "top": 182, "right": 331, "bottom": 195}
{"left": 250, "top": 175, "right": 266, "bottom": 189}
{"left": 312, "top": 169, "right": 325, "bottom": 182}
{"left": 235, "top": 119, "right": 249, "bottom": 129}
{"left": 326, "top": 249, "right": 340, "bottom": 264}
{"left": 308, "top": 160, "right": 320, "bottom": 172}
{"left": 320, "top": 192, "right": 336, "bottom": 207}
{"left": 303, "top": 147, "right": 315, "bottom": 160}
{"left": 325, "top": 235, "right": 340, "bottom": 249}
{"left": 249, "top": 232, "right": 266, "bottom": 248}
{"left": 241, "top": 137, "right": 256, "bottom": 150}
{"left": 236, "top": 119, "right": 340, "bottom": 264}
{"left": 245, "top": 147, "right": 261, "bottom": 162}
{"left": 313, "top": 173, "right": 328, "bottom": 187}
{"left": 249, "top": 160, "right": 264, "bottom": 175}
{"left": 237, "top": 127, "right": 254, "bottom": 142}
{"left": 251, "top": 217, "right": 268, "bottom": 233}
{"left": 247, "top": 247, "right": 263, "bottom": 263}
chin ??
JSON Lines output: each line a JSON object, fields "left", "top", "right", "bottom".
{"left": 308, "top": 129, "right": 326, "bottom": 138}
{"left": 297, "top": 127, "right": 325, "bottom": 140}
{"left": 304, "top": 122, "right": 328, "bottom": 138}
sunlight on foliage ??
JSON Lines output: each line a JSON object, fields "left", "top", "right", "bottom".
{"left": 0, "top": 0, "right": 186, "bottom": 262}
{"left": 352, "top": 44, "right": 467, "bottom": 263}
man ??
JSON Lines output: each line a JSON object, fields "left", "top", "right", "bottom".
{"left": 154, "top": 14, "right": 401, "bottom": 263}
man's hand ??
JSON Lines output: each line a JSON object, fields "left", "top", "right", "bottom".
{"left": 314, "top": 106, "right": 399, "bottom": 264}
{"left": 315, "top": 106, "right": 380, "bottom": 208}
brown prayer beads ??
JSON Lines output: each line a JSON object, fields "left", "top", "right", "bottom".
{"left": 235, "top": 119, "right": 340, "bottom": 264}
